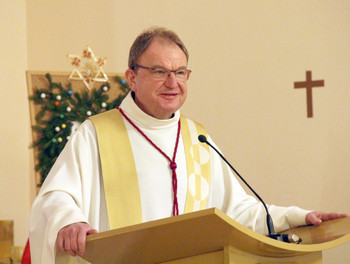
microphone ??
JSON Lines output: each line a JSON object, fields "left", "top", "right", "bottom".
{"left": 198, "top": 135, "right": 302, "bottom": 244}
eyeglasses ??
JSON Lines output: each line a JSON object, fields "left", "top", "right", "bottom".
{"left": 131, "top": 64, "right": 191, "bottom": 81}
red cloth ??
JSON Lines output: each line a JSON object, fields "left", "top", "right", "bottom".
{"left": 21, "top": 239, "right": 31, "bottom": 264}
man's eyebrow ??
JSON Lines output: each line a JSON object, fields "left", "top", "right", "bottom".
{"left": 151, "top": 65, "right": 188, "bottom": 70}
{"left": 150, "top": 64, "right": 165, "bottom": 68}
{"left": 176, "top": 66, "right": 188, "bottom": 70}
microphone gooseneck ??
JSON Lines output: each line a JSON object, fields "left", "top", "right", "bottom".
{"left": 198, "top": 135, "right": 302, "bottom": 244}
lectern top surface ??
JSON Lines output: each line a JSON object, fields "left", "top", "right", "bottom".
{"left": 82, "top": 208, "right": 350, "bottom": 264}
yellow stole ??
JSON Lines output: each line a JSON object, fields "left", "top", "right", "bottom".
{"left": 89, "top": 109, "right": 211, "bottom": 229}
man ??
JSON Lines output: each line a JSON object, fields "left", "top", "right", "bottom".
{"left": 29, "top": 27, "right": 347, "bottom": 263}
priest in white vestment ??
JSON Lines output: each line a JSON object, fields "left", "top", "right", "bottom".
{"left": 29, "top": 27, "right": 348, "bottom": 264}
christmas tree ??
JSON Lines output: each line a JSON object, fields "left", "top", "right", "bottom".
{"left": 29, "top": 73, "right": 130, "bottom": 185}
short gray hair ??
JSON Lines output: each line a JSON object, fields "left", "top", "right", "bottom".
{"left": 128, "top": 27, "right": 189, "bottom": 69}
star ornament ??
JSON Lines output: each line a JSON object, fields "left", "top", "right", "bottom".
{"left": 68, "top": 46, "right": 108, "bottom": 90}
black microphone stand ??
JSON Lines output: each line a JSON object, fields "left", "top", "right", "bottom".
{"left": 198, "top": 135, "right": 301, "bottom": 244}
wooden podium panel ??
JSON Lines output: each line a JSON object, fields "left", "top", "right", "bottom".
{"left": 82, "top": 208, "right": 350, "bottom": 264}
{"left": 0, "top": 221, "right": 13, "bottom": 264}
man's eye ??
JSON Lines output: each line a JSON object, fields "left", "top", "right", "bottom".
{"left": 153, "top": 69, "right": 166, "bottom": 74}
{"left": 176, "top": 70, "right": 186, "bottom": 76}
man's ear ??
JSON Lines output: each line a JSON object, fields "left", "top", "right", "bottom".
{"left": 125, "top": 68, "right": 137, "bottom": 92}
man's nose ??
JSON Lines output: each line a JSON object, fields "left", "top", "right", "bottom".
{"left": 164, "top": 72, "right": 178, "bottom": 88}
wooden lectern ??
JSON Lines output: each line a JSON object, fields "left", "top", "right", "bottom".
{"left": 82, "top": 208, "right": 350, "bottom": 264}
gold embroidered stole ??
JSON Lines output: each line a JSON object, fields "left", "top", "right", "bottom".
{"left": 180, "top": 116, "right": 211, "bottom": 213}
{"left": 89, "top": 110, "right": 142, "bottom": 229}
{"left": 90, "top": 109, "right": 211, "bottom": 229}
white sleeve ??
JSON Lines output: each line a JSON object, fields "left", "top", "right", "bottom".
{"left": 29, "top": 120, "right": 102, "bottom": 263}
{"left": 206, "top": 136, "right": 311, "bottom": 235}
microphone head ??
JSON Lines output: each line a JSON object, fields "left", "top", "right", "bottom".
{"left": 198, "top": 135, "right": 207, "bottom": 143}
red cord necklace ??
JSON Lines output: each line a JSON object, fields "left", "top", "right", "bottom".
{"left": 116, "top": 107, "right": 181, "bottom": 216}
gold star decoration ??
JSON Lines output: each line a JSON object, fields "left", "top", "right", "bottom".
{"left": 68, "top": 46, "right": 108, "bottom": 90}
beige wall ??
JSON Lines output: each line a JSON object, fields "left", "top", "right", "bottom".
{"left": 2, "top": 0, "right": 350, "bottom": 262}
{"left": 0, "top": 0, "right": 32, "bottom": 248}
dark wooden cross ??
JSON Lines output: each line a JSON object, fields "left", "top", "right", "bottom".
{"left": 294, "top": 71, "right": 324, "bottom": 118}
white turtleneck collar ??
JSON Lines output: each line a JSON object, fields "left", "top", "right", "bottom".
{"left": 119, "top": 92, "right": 180, "bottom": 130}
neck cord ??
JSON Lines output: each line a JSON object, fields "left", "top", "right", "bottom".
{"left": 116, "top": 107, "right": 181, "bottom": 216}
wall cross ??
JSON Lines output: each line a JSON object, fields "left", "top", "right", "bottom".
{"left": 294, "top": 71, "right": 324, "bottom": 118}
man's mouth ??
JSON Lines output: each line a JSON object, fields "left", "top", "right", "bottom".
{"left": 160, "top": 93, "right": 178, "bottom": 98}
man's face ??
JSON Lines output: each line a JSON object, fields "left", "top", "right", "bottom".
{"left": 125, "top": 39, "right": 189, "bottom": 119}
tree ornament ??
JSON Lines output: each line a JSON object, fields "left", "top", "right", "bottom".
{"left": 86, "top": 110, "right": 92, "bottom": 116}
{"left": 68, "top": 46, "right": 108, "bottom": 90}
{"left": 101, "top": 102, "right": 107, "bottom": 108}
{"left": 59, "top": 114, "right": 65, "bottom": 119}
{"left": 54, "top": 101, "right": 60, "bottom": 107}
{"left": 56, "top": 95, "right": 62, "bottom": 101}
{"left": 58, "top": 137, "right": 63, "bottom": 143}
{"left": 40, "top": 93, "right": 46, "bottom": 99}
{"left": 61, "top": 124, "right": 66, "bottom": 129}
{"left": 55, "top": 126, "right": 60, "bottom": 132}
{"left": 68, "top": 90, "right": 73, "bottom": 95}
{"left": 103, "top": 85, "right": 109, "bottom": 92}
{"left": 70, "top": 121, "right": 81, "bottom": 135}
{"left": 66, "top": 106, "right": 72, "bottom": 112}
{"left": 52, "top": 138, "right": 57, "bottom": 143}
